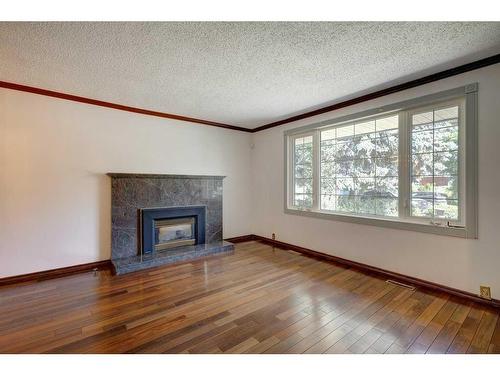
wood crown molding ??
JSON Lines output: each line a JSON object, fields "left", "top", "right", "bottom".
{"left": 1, "top": 54, "right": 500, "bottom": 133}
{"left": 231, "top": 234, "right": 500, "bottom": 309}
{"left": 0, "top": 80, "right": 253, "bottom": 133}
{"left": 0, "top": 260, "right": 112, "bottom": 287}
{"left": 252, "top": 53, "right": 500, "bottom": 132}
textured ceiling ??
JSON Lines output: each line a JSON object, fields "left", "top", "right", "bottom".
{"left": 1, "top": 22, "right": 500, "bottom": 128}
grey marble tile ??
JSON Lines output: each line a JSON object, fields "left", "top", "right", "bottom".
{"left": 110, "top": 174, "right": 224, "bottom": 262}
{"left": 111, "top": 228, "right": 139, "bottom": 260}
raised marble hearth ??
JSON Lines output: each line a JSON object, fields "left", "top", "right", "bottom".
{"left": 112, "top": 241, "right": 234, "bottom": 275}
{"left": 108, "top": 173, "right": 234, "bottom": 274}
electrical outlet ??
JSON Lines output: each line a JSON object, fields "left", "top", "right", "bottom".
{"left": 272, "top": 233, "right": 276, "bottom": 240}
{"left": 479, "top": 286, "right": 492, "bottom": 300}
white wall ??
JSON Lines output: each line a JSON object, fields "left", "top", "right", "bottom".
{"left": 251, "top": 63, "right": 500, "bottom": 299}
{"left": 2, "top": 64, "right": 500, "bottom": 300}
{"left": 0, "top": 90, "right": 253, "bottom": 277}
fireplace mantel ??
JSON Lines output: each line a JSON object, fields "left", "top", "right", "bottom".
{"left": 107, "top": 173, "right": 225, "bottom": 179}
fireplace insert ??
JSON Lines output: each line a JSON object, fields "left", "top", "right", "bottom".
{"left": 140, "top": 206, "right": 206, "bottom": 255}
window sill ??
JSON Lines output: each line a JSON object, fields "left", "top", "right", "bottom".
{"left": 284, "top": 207, "right": 474, "bottom": 238}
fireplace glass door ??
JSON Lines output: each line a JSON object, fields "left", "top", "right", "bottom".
{"left": 154, "top": 217, "right": 196, "bottom": 251}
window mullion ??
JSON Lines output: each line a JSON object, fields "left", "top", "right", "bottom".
{"left": 288, "top": 136, "right": 294, "bottom": 209}
{"left": 312, "top": 130, "right": 320, "bottom": 211}
{"left": 398, "top": 111, "right": 410, "bottom": 219}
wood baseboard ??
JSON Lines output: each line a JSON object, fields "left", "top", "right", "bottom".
{"left": 2, "top": 236, "right": 498, "bottom": 309}
{"left": 0, "top": 260, "right": 112, "bottom": 287}
{"left": 250, "top": 234, "right": 500, "bottom": 309}
{"left": 224, "top": 235, "right": 258, "bottom": 243}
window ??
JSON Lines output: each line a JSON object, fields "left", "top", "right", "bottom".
{"left": 285, "top": 84, "right": 478, "bottom": 238}
{"left": 409, "top": 105, "right": 461, "bottom": 221}
{"left": 292, "top": 135, "right": 314, "bottom": 208}
{"left": 319, "top": 114, "right": 399, "bottom": 217}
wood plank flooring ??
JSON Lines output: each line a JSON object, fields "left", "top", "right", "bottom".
{"left": 0, "top": 241, "right": 498, "bottom": 354}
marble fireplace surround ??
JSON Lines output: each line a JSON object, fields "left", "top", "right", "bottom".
{"left": 108, "top": 173, "right": 234, "bottom": 274}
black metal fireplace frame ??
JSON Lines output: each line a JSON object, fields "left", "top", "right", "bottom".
{"left": 140, "top": 205, "right": 206, "bottom": 255}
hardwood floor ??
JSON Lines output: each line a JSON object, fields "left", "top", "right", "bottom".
{"left": 0, "top": 241, "right": 499, "bottom": 354}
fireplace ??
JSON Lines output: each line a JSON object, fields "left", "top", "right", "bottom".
{"left": 140, "top": 205, "right": 206, "bottom": 255}
{"left": 108, "top": 173, "right": 234, "bottom": 275}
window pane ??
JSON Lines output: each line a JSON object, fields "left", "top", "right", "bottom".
{"left": 355, "top": 178, "right": 376, "bottom": 195}
{"left": 353, "top": 135, "right": 376, "bottom": 157}
{"left": 413, "top": 111, "right": 433, "bottom": 126}
{"left": 295, "top": 178, "right": 312, "bottom": 194}
{"left": 376, "top": 177, "right": 398, "bottom": 197}
{"left": 295, "top": 163, "right": 312, "bottom": 178}
{"left": 336, "top": 195, "right": 357, "bottom": 213}
{"left": 412, "top": 153, "right": 433, "bottom": 176}
{"left": 321, "top": 194, "right": 335, "bottom": 210}
{"left": 434, "top": 126, "right": 458, "bottom": 152}
{"left": 294, "top": 194, "right": 312, "bottom": 208}
{"left": 336, "top": 177, "right": 355, "bottom": 195}
{"left": 411, "top": 198, "right": 433, "bottom": 217}
{"left": 434, "top": 151, "right": 458, "bottom": 175}
{"left": 352, "top": 158, "right": 374, "bottom": 177}
{"left": 336, "top": 124, "right": 354, "bottom": 139}
{"left": 321, "top": 162, "right": 336, "bottom": 179}
{"left": 358, "top": 197, "right": 377, "bottom": 215}
{"left": 321, "top": 178, "right": 336, "bottom": 195}
{"left": 377, "top": 198, "right": 398, "bottom": 217}
{"left": 295, "top": 135, "right": 312, "bottom": 146}
{"left": 434, "top": 176, "right": 458, "bottom": 200}
{"left": 412, "top": 176, "right": 433, "bottom": 194}
{"left": 322, "top": 129, "right": 336, "bottom": 140}
{"left": 294, "top": 145, "right": 312, "bottom": 164}
{"left": 375, "top": 156, "right": 398, "bottom": 177}
{"left": 321, "top": 142, "right": 335, "bottom": 162}
{"left": 410, "top": 105, "right": 460, "bottom": 221}
{"left": 376, "top": 134, "right": 398, "bottom": 157}
{"left": 294, "top": 135, "right": 314, "bottom": 208}
{"left": 335, "top": 160, "right": 353, "bottom": 177}
{"left": 411, "top": 130, "right": 434, "bottom": 154}
{"left": 356, "top": 120, "right": 376, "bottom": 135}
{"left": 319, "top": 114, "right": 399, "bottom": 218}
{"left": 434, "top": 199, "right": 458, "bottom": 220}
{"left": 434, "top": 117, "right": 458, "bottom": 130}
{"left": 376, "top": 115, "right": 398, "bottom": 132}
{"left": 335, "top": 140, "right": 355, "bottom": 160}
{"left": 434, "top": 106, "right": 458, "bottom": 121}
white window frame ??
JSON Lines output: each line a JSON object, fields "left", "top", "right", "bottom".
{"left": 284, "top": 84, "right": 478, "bottom": 238}
{"left": 405, "top": 98, "right": 466, "bottom": 225}
{"left": 289, "top": 132, "right": 316, "bottom": 209}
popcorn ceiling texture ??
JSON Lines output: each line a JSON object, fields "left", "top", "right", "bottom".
{"left": 1, "top": 22, "right": 500, "bottom": 128}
